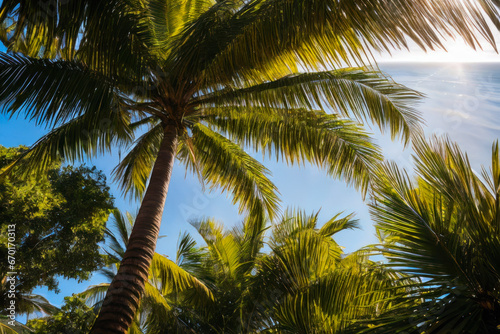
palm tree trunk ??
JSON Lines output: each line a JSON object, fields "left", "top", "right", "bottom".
{"left": 91, "top": 123, "right": 179, "bottom": 334}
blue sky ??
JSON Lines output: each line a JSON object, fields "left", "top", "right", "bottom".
{"left": 1, "top": 41, "right": 500, "bottom": 312}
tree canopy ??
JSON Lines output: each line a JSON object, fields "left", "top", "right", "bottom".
{"left": 27, "top": 296, "right": 97, "bottom": 334}
{"left": 0, "top": 146, "right": 114, "bottom": 312}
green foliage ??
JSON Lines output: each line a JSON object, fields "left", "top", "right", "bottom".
{"left": 2, "top": 1, "right": 500, "bottom": 332}
{"left": 0, "top": 146, "right": 114, "bottom": 311}
{"left": 130, "top": 208, "right": 407, "bottom": 333}
{"left": 80, "top": 210, "right": 214, "bottom": 332}
{"left": 0, "top": 0, "right": 463, "bottom": 215}
{"left": 368, "top": 136, "right": 500, "bottom": 333}
{"left": 27, "top": 296, "right": 96, "bottom": 334}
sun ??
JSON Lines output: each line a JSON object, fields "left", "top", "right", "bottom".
{"left": 378, "top": 38, "right": 500, "bottom": 63}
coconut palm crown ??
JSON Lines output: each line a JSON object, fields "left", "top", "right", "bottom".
{"left": 0, "top": 0, "right": 499, "bottom": 333}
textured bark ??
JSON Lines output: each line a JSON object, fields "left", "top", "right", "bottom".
{"left": 91, "top": 124, "right": 178, "bottom": 334}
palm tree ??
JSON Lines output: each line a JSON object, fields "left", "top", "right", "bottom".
{"left": 1, "top": 1, "right": 499, "bottom": 332}
{"left": 80, "top": 210, "right": 213, "bottom": 333}
{"left": 137, "top": 208, "right": 410, "bottom": 333}
{"left": 368, "top": 136, "right": 500, "bottom": 333}
{"left": 0, "top": 286, "right": 57, "bottom": 334}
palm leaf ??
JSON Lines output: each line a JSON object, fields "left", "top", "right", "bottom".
{"left": 178, "top": 123, "right": 280, "bottom": 218}
{"left": 149, "top": 253, "right": 214, "bottom": 306}
{"left": 368, "top": 135, "right": 500, "bottom": 332}
{"left": 0, "top": 0, "right": 157, "bottom": 78}
{"left": 195, "top": 68, "right": 423, "bottom": 143}
{"left": 1, "top": 104, "right": 132, "bottom": 176}
{"left": 198, "top": 107, "right": 382, "bottom": 193}
{"left": 113, "top": 122, "right": 163, "bottom": 199}
{"left": 0, "top": 53, "right": 128, "bottom": 128}
{"left": 197, "top": 0, "right": 500, "bottom": 85}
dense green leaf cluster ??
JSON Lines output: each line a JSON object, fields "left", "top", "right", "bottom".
{"left": 81, "top": 209, "right": 406, "bottom": 333}
{"left": 27, "top": 296, "right": 97, "bottom": 334}
{"left": 0, "top": 146, "right": 114, "bottom": 311}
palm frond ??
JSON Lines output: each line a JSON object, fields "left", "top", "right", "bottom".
{"left": 198, "top": 107, "right": 382, "bottom": 193}
{"left": 149, "top": 253, "right": 214, "bottom": 306}
{"left": 319, "top": 213, "right": 359, "bottom": 238}
{"left": 195, "top": 68, "right": 423, "bottom": 143}
{"left": 147, "top": 0, "right": 215, "bottom": 58}
{"left": 15, "top": 294, "right": 58, "bottom": 317}
{"left": 0, "top": 0, "right": 157, "bottom": 79}
{"left": 0, "top": 320, "right": 31, "bottom": 334}
{"left": 1, "top": 104, "right": 132, "bottom": 177}
{"left": 197, "top": 0, "right": 499, "bottom": 85}
{"left": 0, "top": 53, "right": 129, "bottom": 128}
{"left": 112, "top": 122, "right": 164, "bottom": 200}
{"left": 272, "top": 267, "right": 401, "bottom": 333}
{"left": 178, "top": 123, "right": 280, "bottom": 218}
{"left": 368, "top": 135, "right": 500, "bottom": 332}
{"left": 79, "top": 283, "right": 111, "bottom": 309}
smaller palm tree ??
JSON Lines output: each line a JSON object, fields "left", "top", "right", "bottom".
{"left": 142, "top": 208, "right": 409, "bottom": 333}
{"left": 368, "top": 136, "right": 500, "bottom": 333}
{"left": 80, "top": 210, "right": 213, "bottom": 334}
{"left": 0, "top": 278, "right": 58, "bottom": 334}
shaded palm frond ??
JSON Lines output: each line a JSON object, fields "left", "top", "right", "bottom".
{"left": 197, "top": 0, "right": 500, "bottom": 85}
{"left": 150, "top": 253, "right": 214, "bottom": 306}
{"left": 368, "top": 135, "right": 500, "bottom": 333}
{"left": 178, "top": 123, "right": 280, "bottom": 219}
{"left": 113, "top": 122, "right": 164, "bottom": 200}
{"left": 0, "top": 0, "right": 157, "bottom": 79}
{"left": 0, "top": 53, "right": 129, "bottom": 128}
{"left": 1, "top": 104, "right": 132, "bottom": 177}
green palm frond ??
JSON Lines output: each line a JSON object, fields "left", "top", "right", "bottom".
{"left": 166, "top": 0, "right": 246, "bottom": 82}
{"left": 175, "top": 232, "right": 213, "bottom": 281}
{"left": 195, "top": 68, "right": 422, "bottom": 143}
{"left": 15, "top": 294, "right": 58, "bottom": 318}
{"left": 113, "top": 122, "right": 163, "bottom": 199}
{"left": 150, "top": 253, "right": 214, "bottom": 305}
{"left": 103, "top": 210, "right": 135, "bottom": 260}
{"left": 0, "top": 320, "right": 31, "bottom": 334}
{"left": 197, "top": 0, "right": 499, "bottom": 85}
{"left": 270, "top": 208, "right": 320, "bottom": 246}
{"left": 79, "top": 283, "right": 111, "bottom": 309}
{"left": 178, "top": 123, "right": 280, "bottom": 218}
{"left": 190, "top": 217, "right": 246, "bottom": 281}
{"left": 271, "top": 230, "right": 342, "bottom": 286}
{"left": 0, "top": 106, "right": 132, "bottom": 177}
{"left": 0, "top": 0, "right": 156, "bottom": 78}
{"left": 199, "top": 107, "right": 381, "bottom": 193}
{"left": 139, "top": 282, "right": 175, "bottom": 332}
{"left": 368, "top": 135, "right": 500, "bottom": 333}
{"left": 147, "top": 0, "right": 215, "bottom": 57}
{"left": 272, "top": 264, "right": 409, "bottom": 334}
{"left": 270, "top": 208, "right": 358, "bottom": 244}
{"left": 0, "top": 53, "right": 129, "bottom": 127}
{"left": 319, "top": 213, "right": 359, "bottom": 238}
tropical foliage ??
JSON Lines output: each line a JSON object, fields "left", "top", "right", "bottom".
{"left": 10, "top": 136, "right": 500, "bottom": 333}
{"left": 80, "top": 210, "right": 214, "bottom": 334}
{"left": 81, "top": 209, "right": 408, "bottom": 333}
{"left": 0, "top": 146, "right": 113, "bottom": 312}
{"left": 368, "top": 136, "right": 500, "bottom": 333}
{"left": 27, "top": 296, "right": 97, "bottom": 334}
{"left": 1, "top": 0, "right": 499, "bottom": 332}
